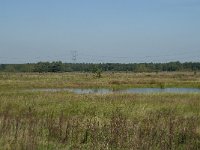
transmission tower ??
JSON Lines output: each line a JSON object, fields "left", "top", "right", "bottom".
{"left": 71, "top": 50, "right": 78, "bottom": 63}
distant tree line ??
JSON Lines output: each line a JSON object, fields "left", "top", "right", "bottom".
{"left": 0, "top": 61, "right": 200, "bottom": 73}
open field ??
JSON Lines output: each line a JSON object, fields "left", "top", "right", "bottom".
{"left": 0, "top": 72, "right": 200, "bottom": 149}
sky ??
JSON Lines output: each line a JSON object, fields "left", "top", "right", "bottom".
{"left": 0, "top": 0, "right": 200, "bottom": 63}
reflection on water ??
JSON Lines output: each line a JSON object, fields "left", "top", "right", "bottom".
{"left": 31, "top": 87, "right": 200, "bottom": 94}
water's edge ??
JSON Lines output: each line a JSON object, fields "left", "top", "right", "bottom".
{"left": 29, "top": 88, "right": 200, "bottom": 94}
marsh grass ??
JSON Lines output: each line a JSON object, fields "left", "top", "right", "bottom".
{"left": 1, "top": 72, "right": 200, "bottom": 90}
{"left": 0, "top": 106, "right": 199, "bottom": 149}
{"left": 0, "top": 72, "right": 200, "bottom": 149}
{"left": 0, "top": 91, "right": 200, "bottom": 149}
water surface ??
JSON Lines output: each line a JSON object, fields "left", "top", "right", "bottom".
{"left": 31, "top": 87, "right": 200, "bottom": 94}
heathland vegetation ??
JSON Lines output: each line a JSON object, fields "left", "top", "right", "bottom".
{"left": 0, "top": 72, "right": 200, "bottom": 149}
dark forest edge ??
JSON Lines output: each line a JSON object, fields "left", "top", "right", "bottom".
{"left": 0, "top": 61, "right": 200, "bottom": 73}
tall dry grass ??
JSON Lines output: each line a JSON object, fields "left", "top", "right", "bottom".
{"left": 0, "top": 106, "right": 199, "bottom": 149}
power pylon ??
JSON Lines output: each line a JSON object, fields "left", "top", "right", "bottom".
{"left": 71, "top": 50, "right": 78, "bottom": 63}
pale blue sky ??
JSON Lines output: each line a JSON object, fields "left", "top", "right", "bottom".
{"left": 0, "top": 0, "right": 200, "bottom": 63}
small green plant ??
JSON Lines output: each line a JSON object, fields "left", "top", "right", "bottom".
{"left": 159, "top": 83, "right": 165, "bottom": 89}
{"left": 96, "top": 68, "right": 102, "bottom": 78}
{"left": 92, "top": 66, "right": 102, "bottom": 78}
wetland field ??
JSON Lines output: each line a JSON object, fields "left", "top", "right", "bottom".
{"left": 0, "top": 72, "right": 200, "bottom": 149}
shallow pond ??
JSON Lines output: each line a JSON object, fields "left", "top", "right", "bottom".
{"left": 31, "top": 87, "right": 200, "bottom": 94}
